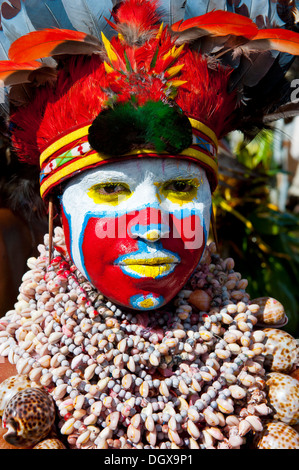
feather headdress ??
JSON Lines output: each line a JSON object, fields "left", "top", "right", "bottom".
{"left": 1, "top": 0, "right": 299, "bottom": 199}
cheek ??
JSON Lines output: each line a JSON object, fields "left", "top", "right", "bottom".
{"left": 162, "top": 213, "right": 206, "bottom": 281}
{"left": 80, "top": 214, "right": 142, "bottom": 307}
{"left": 82, "top": 214, "right": 139, "bottom": 272}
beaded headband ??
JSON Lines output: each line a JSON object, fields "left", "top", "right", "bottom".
{"left": 39, "top": 118, "right": 218, "bottom": 199}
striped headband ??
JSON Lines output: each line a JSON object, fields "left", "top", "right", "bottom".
{"left": 39, "top": 118, "right": 218, "bottom": 199}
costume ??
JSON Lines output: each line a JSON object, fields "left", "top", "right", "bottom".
{"left": 0, "top": 0, "right": 298, "bottom": 449}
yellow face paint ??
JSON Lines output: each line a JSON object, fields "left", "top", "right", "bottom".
{"left": 122, "top": 263, "right": 174, "bottom": 279}
{"left": 159, "top": 178, "right": 200, "bottom": 206}
{"left": 87, "top": 182, "right": 131, "bottom": 206}
{"left": 119, "top": 256, "right": 177, "bottom": 279}
{"left": 139, "top": 298, "right": 156, "bottom": 308}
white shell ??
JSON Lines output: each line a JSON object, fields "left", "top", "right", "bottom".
{"left": 263, "top": 328, "right": 299, "bottom": 373}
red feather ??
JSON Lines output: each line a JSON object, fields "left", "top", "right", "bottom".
{"left": 113, "top": 0, "right": 161, "bottom": 31}
{"left": 250, "top": 28, "right": 299, "bottom": 55}
{"left": 8, "top": 29, "right": 101, "bottom": 63}
{"left": 171, "top": 10, "right": 258, "bottom": 39}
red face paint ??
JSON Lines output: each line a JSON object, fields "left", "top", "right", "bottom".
{"left": 62, "top": 206, "right": 205, "bottom": 309}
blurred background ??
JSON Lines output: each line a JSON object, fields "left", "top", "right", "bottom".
{"left": 215, "top": 112, "right": 299, "bottom": 337}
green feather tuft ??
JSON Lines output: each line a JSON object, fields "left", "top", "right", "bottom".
{"left": 88, "top": 100, "right": 192, "bottom": 156}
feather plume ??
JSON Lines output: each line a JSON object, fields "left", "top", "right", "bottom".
{"left": 61, "top": 0, "right": 116, "bottom": 40}
{"left": 113, "top": 0, "right": 161, "bottom": 27}
{"left": 111, "top": 0, "right": 162, "bottom": 45}
{"left": 1, "top": 2, "right": 35, "bottom": 44}
{"left": 247, "top": 28, "right": 299, "bottom": 55}
{"left": 157, "top": 0, "right": 186, "bottom": 25}
{"left": 8, "top": 29, "right": 101, "bottom": 62}
{"left": 262, "top": 100, "right": 299, "bottom": 123}
{"left": 184, "top": 0, "right": 228, "bottom": 18}
{"left": 0, "top": 30, "right": 10, "bottom": 60}
{"left": 171, "top": 10, "right": 258, "bottom": 40}
{"left": 228, "top": 0, "right": 270, "bottom": 22}
{"left": 0, "top": 59, "right": 41, "bottom": 85}
{"left": 270, "top": 0, "right": 297, "bottom": 27}
{"left": 22, "top": 0, "right": 74, "bottom": 30}
{"left": 228, "top": 50, "right": 277, "bottom": 91}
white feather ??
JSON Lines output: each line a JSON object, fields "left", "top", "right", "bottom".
{"left": 158, "top": 0, "right": 186, "bottom": 25}
{"left": 23, "top": 0, "right": 74, "bottom": 30}
{"left": 269, "top": 1, "right": 291, "bottom": 27}
{"left": 1, "top": 2, "right": 35, "bottom": 44}
{"left": 61, "top": 0, "right": 116, "bottom": 39}
{"left": 184, "top": 0, "right": 227, "bottom": 19}
{"left": 0, "top": 30, "right": 9, "bottom": 60}
{"left": 244, "top": 0, "right": 270, "bottom": 20}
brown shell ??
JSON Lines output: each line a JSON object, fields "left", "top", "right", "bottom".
{"left": 266, "top": 372, "right": 299, "bottom": 425}
{"left": 2, "top": 387, "right": 56, "bottom": 447}
{"left": 188, "top": 290, "right": 211, "bottom": 311}
{"left": 33, "top": 438, "right": 66, "bottom": 449}
{"left": 254, "top": 420, "right": 299, "bottom": 449}
{"left": 263, "top": 329, "right": 299, "bottom": 373}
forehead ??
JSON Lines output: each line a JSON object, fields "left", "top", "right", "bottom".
{"left": 64, "top": 158, "right": 207, "bottom": 189}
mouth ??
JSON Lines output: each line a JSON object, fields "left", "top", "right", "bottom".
{"left": 115, "top": 252, "right": 180, "bottom": 278}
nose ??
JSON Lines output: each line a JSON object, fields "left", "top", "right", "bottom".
{"left": 128, "top": 206, "right": 170, "bottom": 242}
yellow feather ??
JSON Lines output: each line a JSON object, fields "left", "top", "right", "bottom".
{"left": 165, "top": 64, "right": 184, "bottom": 78}
{"left": 167, "top": 79, "right": 187, "bottom": 88}
{"left": 104, "top": 61, "right": 115, "bottom": 73}
{"left": 162, "top": 44, "right": 184, "bottom": 61}
{"left": 156, "top": 23, "right": 164, "bottom": 39}
{"left": 101, "top": 32, "right": 119, "bottom": 64}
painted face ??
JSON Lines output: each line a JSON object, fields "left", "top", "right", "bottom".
{"left": 61, "top": 158, "right": 212, "bottom": 310}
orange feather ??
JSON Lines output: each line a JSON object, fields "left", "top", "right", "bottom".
{"left": 250, "top": 28, "right": 299, "bottom": 55}
{"left": 171, "top": 10, "right": 258, "bottom": 39}
{"left": 8, "top": 29, "right": 101, "bottom": 63}
{"left": 0, "top": 60, "right": 41, "bottom": 83}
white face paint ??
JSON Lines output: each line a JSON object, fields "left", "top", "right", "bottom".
{"left": 61, "top": 158, "right": 212, "bottom": 310}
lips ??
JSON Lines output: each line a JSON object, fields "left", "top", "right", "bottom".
{"left": 115, "top": 250, "right": 180, "bottom": 279}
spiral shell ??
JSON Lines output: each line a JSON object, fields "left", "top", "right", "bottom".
{"left": 33, "top": 438, "right": 66, "bottom": 449}
{"left": 188, "top": 290, "right": 211, "bottom": 311}
{"left": 254, "top": 421, "right": 299, "bottom": 449}
{"left": 0, "top": 375, "right": 31, "bottom": 417}
{"left": 263, "top": 329, "right": 299, "bottom": 373}
{"left": 266, "top": 373, "right": 299, "bottom": 425}
{"left": 252, "top": 297, "right": 287, "bottom": 326}
{"left": 2, "top": 387, "right": 56, "bottom": 447}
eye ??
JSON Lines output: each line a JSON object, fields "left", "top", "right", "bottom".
{"left": 165, "top": 180, "right": 195, "bottom": 193}
{"left": 96, "top": 183, "right": 129, "bottom": 195}
{"left": 87, "top": 182, "right": 131, "bottom": 204}
{"left": 161, "top": 178, "right": 199, "bottom": 205}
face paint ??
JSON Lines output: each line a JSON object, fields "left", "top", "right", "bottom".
{"left": 61, "top": 158, "right": 212, "bottom": 310}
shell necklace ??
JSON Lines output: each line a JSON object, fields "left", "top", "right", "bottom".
{"left": 0, "top": 226, "right": 272, "bottom": 449}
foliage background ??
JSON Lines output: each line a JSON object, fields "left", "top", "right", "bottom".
{"left": 213, "top": 128, "right": 299, "bottom": 337}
